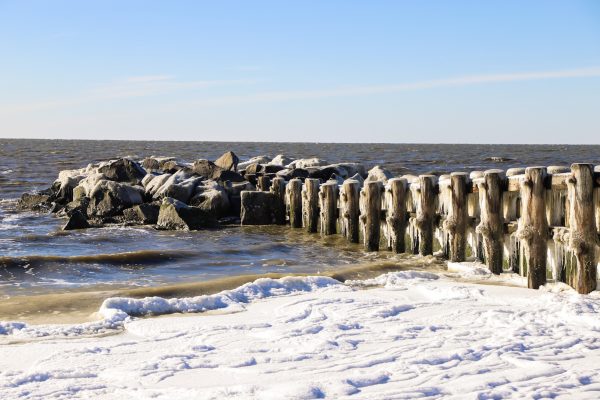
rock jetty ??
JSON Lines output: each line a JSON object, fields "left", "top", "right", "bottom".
{"left": 17, "top": 152, "right": 375, "bottom": 231}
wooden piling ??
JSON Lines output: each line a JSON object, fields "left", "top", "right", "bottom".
{"left": 319, "top": 181, "right": 339, "bottom": 235}
{"left": 340, "top": 179, "right": 360, "bottom": 243}
{"left": 566, "top": 163, "right": 597, "bottom": 294}
{"left": 384, "top": 178, "right": 407, "bottom": 253}
{"left": 445, "top": 172, "right": 468, "bottom": 262}
{"left": 257, "top": 176, "right": 271, "bottom": 192}
{"left": 416, "top": 175, "right": 436, "bottom": 256}
{"left": 270, "top": 177, "right": 286, "bottom": 225}
{"left": 517, "top": 166, "right": 548, "bottom": 289}
{"left": 360, "top": 181, "right": 382, "bottom": 251}
{"left": 302, "top": 178, "right": 320, "bottom": 233}
{"left": 476, "top": 169, "right": 504, "bottom": 274}
{"left": 286, "top": 178, "right": 303, "bottom": 228}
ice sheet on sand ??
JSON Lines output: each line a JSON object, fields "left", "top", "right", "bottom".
{"left": 2, "top": 272, "right": 600, "bottom": 399}
{"left": 0, "top": 276, "right": 343, "bottom": 338}
{"left": 346, "top": 270, "right": 439, "bottom": 288}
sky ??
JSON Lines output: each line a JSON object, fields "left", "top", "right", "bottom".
{"left": 0, "top": 0, "right": 599, "bottom": 144}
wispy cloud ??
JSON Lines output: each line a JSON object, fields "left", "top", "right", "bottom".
{"left": 188, "top": 66, "right": 600, "bottom": 107}
{"left": 89, "top": 75, "right": 257, "bottom": 99}
{"left": 1, "top": 75, "right": 258, "bottom": 115}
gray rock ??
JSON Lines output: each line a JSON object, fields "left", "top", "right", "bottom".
{"left": 287, "top": 158, "right": 328, "bottom": 169}
{"left": 269, "top": 154, "right": 295, "bottom": 166}
{"left": 212, "top": 169, "right": 245, "bottom": 183}
{"left": 156, "top": 197, "right": 217, "bottom": 230}
{"left": 189, "top": 184, "right": 230, "bottom": 217}
{"left": 87, "top": 180, "right": 144, "bottom": 217}
{"left": 153, "top": 171, "right": 203, "bottom": 203}
{"left": 214, "top": 151, "right": 240, "bottom": 172}
{"left": 238, "top": 156, "right": 271, "bottom": 170}
{"left": 63, "top": 210, "right": 90, "bottom": 230}
{"left": 364, "top": 166, "right": 393, "bottom": 183}
{"left": 123, "top": 203, "right": 160, "bottom": 224}
{"left": 17, "top": 192, "right": 51, "bottom": 211}
{"left": 191, "top": 159, "right": 221, "bottom": 178}
{"left": 240, "top": 191, "right": 285, "bottom": 225}
{"left": 97, "top": 158, "right": 146, "bottom": 184}
{"left": 275, "top": 168, "right": 309, "bottom": 180}
{"left": 244, "top": 163, "right": 263, "bottom": 175}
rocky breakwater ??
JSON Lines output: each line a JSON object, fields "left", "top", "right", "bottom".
{"left": 16, "top": 151, "right": 387, "bottom": 230}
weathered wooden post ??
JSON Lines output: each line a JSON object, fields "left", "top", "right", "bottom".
{"left": 416, "top": 175, "right": 437, "bottom": 256}
{"left": 517, "top": 167, "right": 548, "bottom": 289}
{"left": 384, "top": 178, "right": 407, "bottom": 253}
{"left": 360, "top": 181, "right": 382, "bottom": 251}
{"left": 257, "top": 176, "right": 271, "bottom": 192}
{"left": 286, "top": 178, "right": 303, "bottom": 228}
{"left": 566, "top": 163, "right": 597, "bottom": 294}
{"left": 445, "top": 172, "right": 468, "bottom": 262}
{"left": 302, "top": 178, "right": 320, "bottom": 233}
{"left": 476, "top": 169, "right": 504, "bottom": 274}
{"left": 319, "top": 181, "right": 339, "bottom": 235}
{"left": 270, "top": 177, "right": 286, "bottom": 225}
{"left": 340, "top": 179, "right": 360, "bottom": 243}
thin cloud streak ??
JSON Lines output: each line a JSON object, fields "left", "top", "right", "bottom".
{"left": 189, "top": 66, "right": 600, "bottom": 107}
{"left": 0, "top": 76, "right": 259, "bottom": 115}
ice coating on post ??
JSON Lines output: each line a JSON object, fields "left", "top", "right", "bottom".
{"left": 360, "top": 181, "right": 382, "bottom": 252}
{"left": 302, "top": 178, "right": 320, "bottom": 233}
{"left": 319, "top": 181, "right": 339, "bottom": 235}
{"left": 270, "top": 177, "right": 286, "bottom": 225}
{"left": 517, "top": 167, "right": 548, "bottom": 289}
{"left": 476, "top": 169, "right": 504, "bottom": 274}
{"left": 340, "top": 179, "right": 360, "bottom": 243}
{"left": 445, "top": 172, "right": 468, "bottom": 262}
{"left": 566, "top": 163, "right": 597, "bottom": 294}
{"left": 416, "top": 175, "right": 436, "bottom": 256}
{"left": 286, "top": 178, "right": 303, "bottom": 228}
{"left": 384, "top": 178, "right": 407, "bottom": 253}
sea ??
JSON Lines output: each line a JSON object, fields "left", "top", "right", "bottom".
{"left": 1, "top": 139, "right": 599, "bottom": 323}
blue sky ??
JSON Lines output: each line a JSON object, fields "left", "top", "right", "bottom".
{"left": 1, "top": 0, "right": 599, "bottom": 143}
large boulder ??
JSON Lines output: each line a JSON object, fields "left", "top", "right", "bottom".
{"left": 189, "top": 182, "right": 230, "bottom": 217}
{"left": 123, "top": 203, "right": 160, "bottom": 224}
{"left": 269, "top": 154, "right": 295, "bottom": 166}
{"left": 214, "top": 151, "right": 239, "bottom": 172}
{"left": 62, "top": 210, "right": 90, "bottom": 230}
{"left": 287, "top": 158, "right": 328, "bottom": 169}
{"left": 275, "top": 168, "right": 309, "bottom": 180}
{"left": 156, "top": 197, "right": 217, "bottom": 230}
{"left": 308, "top": 166, "right": 340, "bottom": 182}
{"left": 52, "top": 168, "right": 88, "bottom": 203}
{"left": 240, "top": 191, "right": 285, "bottom": 225}
{"left": 365, "top": 165, "right": 393, "bottom": 183}
{"left": 212, "top": 169, "right": 245, "bottom": 183}
{"left": 87, "top": 180, "right": 144, "bottom": 217}
{"left": 191, "top": 159, "right": 220, "bottom": 179}
{"left": 322, "top": 163, "right": 366, "bottom": 178}
{"left": 238, "top": 156, "right": 271, "bottom": 170}
{"left": 97, "top": 158, "right": 146, "bottom": 184}
{"left": 17, "top": 192, "right": 51, "bottom": 211}
{"left": 243, "top": 163, "right": 263, "bottom": 175}
{"left": 153, "top": 171, "right": 203, "bottom": 203}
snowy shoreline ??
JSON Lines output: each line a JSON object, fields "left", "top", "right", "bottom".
{"left": 2, "top": 264, "right": 600, "bottom": 398}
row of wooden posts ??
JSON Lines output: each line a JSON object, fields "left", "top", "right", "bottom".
{"left": 245, "top": 164, "right": 599, "bottom": 294}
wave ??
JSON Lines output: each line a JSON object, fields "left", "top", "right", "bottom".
{"left": 0, "top": 250, "right": 198, "bottom": 268}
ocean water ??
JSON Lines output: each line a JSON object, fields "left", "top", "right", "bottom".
{"left": 1, "top": 139, "right": 599, "bottom": 322}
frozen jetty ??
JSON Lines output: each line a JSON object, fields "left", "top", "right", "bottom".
{"left": 18, "top": 152, "right": 600, "bottom": 294}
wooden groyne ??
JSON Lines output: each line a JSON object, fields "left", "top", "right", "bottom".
{"left": 241, "top": 164, "right": 600, "bottom": 294}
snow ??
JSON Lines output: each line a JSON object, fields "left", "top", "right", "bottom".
{"left": 2, "top": 268, "right": 600, "bottom": 399}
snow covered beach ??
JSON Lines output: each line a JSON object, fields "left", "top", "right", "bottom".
{"left": 2, "top": 265, "right": 600, "bottom": 399}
